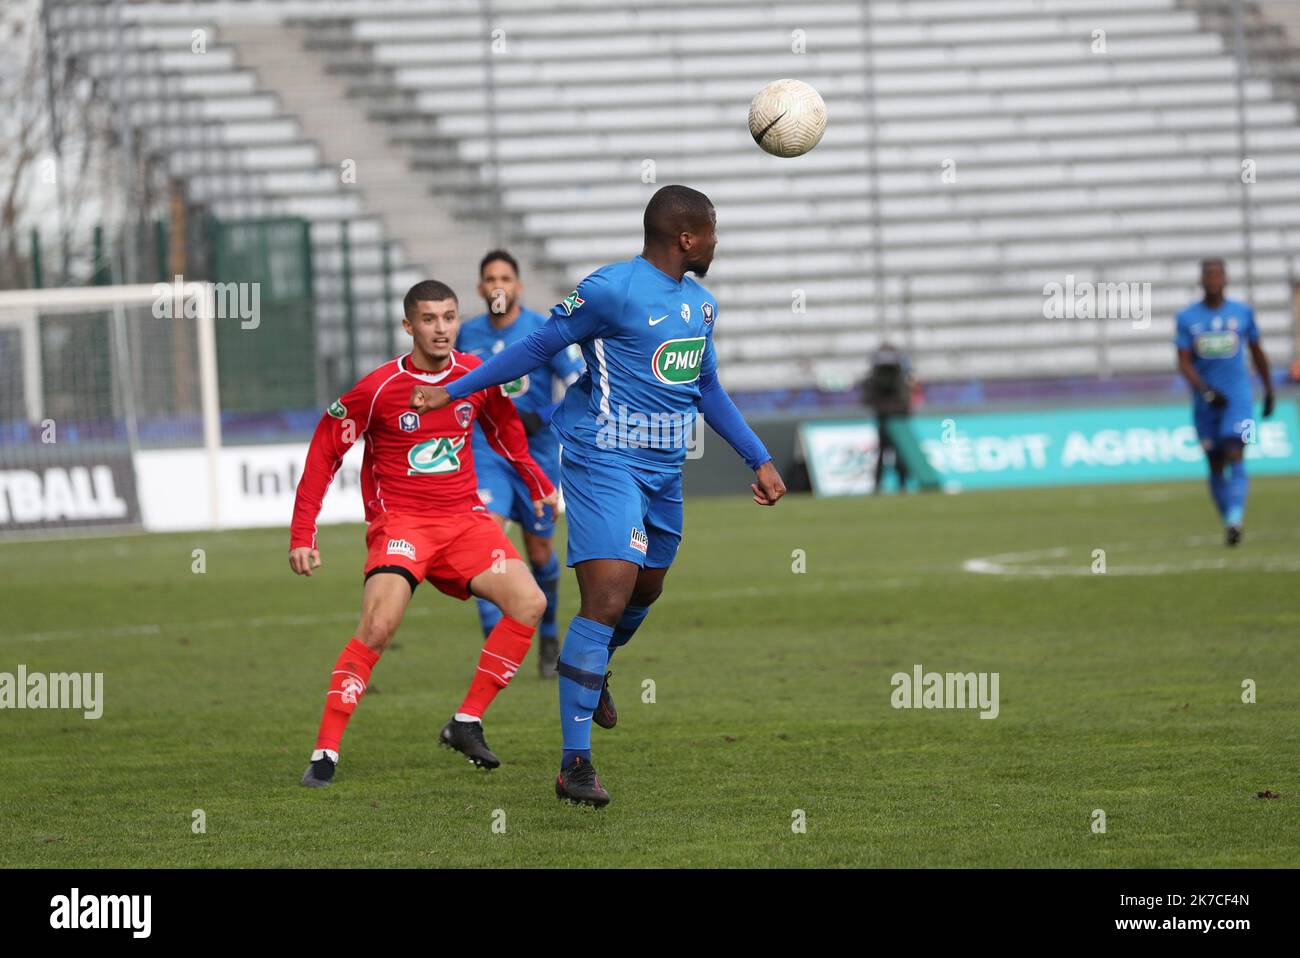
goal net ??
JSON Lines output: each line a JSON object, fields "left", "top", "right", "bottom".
{"left": 0, "top": 284, "right": 221, "bottom": 537}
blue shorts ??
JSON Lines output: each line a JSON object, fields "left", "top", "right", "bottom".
{"left": 474, "top": 453, "right": 556, "bottom": 537}
{"left": 559, "top": 450, "right": 682, "bottom": 568}
{"left": 1193, "top": 395, "right": 1254, "bottom": 452}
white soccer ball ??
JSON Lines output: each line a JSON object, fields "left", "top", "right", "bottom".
{"left": 748, "top": 79, "right": 827, "bottom": 158}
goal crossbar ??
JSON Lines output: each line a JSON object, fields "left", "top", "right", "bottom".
{"left": 0, "top": 283, "right": 224, "bottom": 527}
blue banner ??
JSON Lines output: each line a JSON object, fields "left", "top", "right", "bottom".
{"left": 913, "top": 400, "right": 1299, "bottom": 490}
{"left": 801, "top": 400, "right": 1300, "bottom": 493}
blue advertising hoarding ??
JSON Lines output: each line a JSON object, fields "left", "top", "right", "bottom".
{"left": 801, "top": 400, "right": 1300, "bottom": 494}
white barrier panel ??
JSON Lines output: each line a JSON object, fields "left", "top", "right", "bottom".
{"left": 0, "top": 454, "right": 141, "bottom": 533}
{"left": 135, "top": 443, "right": 367, "bottom": 532}
{"left": 799, "top": 421, "right": 880, "bottom": 496}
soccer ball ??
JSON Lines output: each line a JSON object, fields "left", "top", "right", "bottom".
{"left": 748, "top": 79, "right": 827, "bottom": 157}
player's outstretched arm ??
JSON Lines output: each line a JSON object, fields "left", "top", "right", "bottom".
{"left": 751, "top": 460, "right": 787, "bottom": 506}
{"left": 414, "top": 272, "right": 616, "bottom": 413}
{"left": 478, "top": 384, "right": 558, "bottom": 517}
{"left": 289, "top": 383, "right": 373, "bottom": 572}
{"left": 1248, "top": 340, "right": 1274, "bottom": 416}
{"left": 411, "top": 321, "right": 573, "bottom": 413}
{"left": 289, "top": 547, "right": 322, "bottom": 576}
{"left": 697, "top": 359, "right": 786, "bottom": 506}
{"left": 1176, "top": 347, "right": 1225, "bottom": 407}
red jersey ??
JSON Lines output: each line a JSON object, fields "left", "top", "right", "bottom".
{"left": 289, "top": 352, "right": 554, "bottom": 550}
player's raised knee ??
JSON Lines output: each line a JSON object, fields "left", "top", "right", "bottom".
{"left": 356, "top": 612, "right": 401, "bottom": 651}
{"left": 505, "top": 582, "right": 547, "bottom": 626}
{"left": 578, "top": 593, "right": 628, "bottom": 627}
{"left": 630, "top": 584, "right": 663, "bottom": 607}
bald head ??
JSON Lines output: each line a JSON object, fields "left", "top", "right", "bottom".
{"left": 642, "top": 185, "right": 718, "bottom": 279}
{"left": 644, "top": 185, "right": 714, "bottom": 243}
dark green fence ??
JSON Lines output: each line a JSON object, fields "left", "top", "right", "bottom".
{"left": 206, "top": 217, "right": 316, "bottom": 412}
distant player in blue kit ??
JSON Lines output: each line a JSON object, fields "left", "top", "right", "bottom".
{"left": 1175, "top": 258, "right": 1274, "bottom": 546}
{"left": 457, "top": 251, "right": 583, "bottom": 676}
{"left": 410, "top": 185, "right": 787, "bottom": 806}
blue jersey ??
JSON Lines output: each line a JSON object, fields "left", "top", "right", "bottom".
{"left": 1174, "top": 299, "right": 1259, "bottom": 401}
{"left": 444, "top": 256, "right": 770, "bottom": 477}
{"left": 550, "top": 256, "right": 719, "bottom": 472}
{"left": 456, "top": 307, "right": 583, "bottom": 475}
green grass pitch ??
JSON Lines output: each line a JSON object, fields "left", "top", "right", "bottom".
{"left": 1, "top": 478, "right": 1296, "bottom": 867}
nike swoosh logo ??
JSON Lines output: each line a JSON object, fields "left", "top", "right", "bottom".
{"left": 753, "top": 109, "right": 788, "bottom": 144}
{"left": 572, "top": 715, "right": 592, "bottom": 722}
{"left": 648, "top": 314, "right": 668, "bottom": 326}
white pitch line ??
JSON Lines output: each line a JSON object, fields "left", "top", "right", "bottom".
{"left": 0, "top": 577, "right": 925, "bottom": 644}
{"left": 964, "top": 529, "right": 1300, "bottom": 578}
{"left": 0, "top": 607, "right": 432, "bottom": 645}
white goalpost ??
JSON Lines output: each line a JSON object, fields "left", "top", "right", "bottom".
{"left": 0, "top": 283, "right": 223, "bottom": 534}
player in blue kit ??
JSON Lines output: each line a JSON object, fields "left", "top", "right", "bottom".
{"left": 409, "top": 185, "right": 787, "bottom": 806}
{"left": 1175, "top": 258, "right": 1274, "bottom": 545}
{"left": 457, "top": 251, "right": 583, "bottom": 676}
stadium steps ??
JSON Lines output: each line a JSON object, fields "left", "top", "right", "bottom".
{"left": 221, "top": 21, "right": 514, "bottom": 309}
{"left": 46, "top": 6, "right": 423, "bottom": 398}
{"left": 1185, "top": 1, "right": 1300, "bottom": 99}
{"left": 292, "top": 0, "right": 1300, "bottom": 388}
{"left": 58, "top": 0, "right": 1300, "bottom": 391}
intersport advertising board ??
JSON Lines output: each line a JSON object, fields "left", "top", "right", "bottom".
{"left": 134, "top": 443, "right": 366, "bottom": 531}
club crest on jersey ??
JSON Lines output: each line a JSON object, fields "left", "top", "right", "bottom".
{"left": 652, "top": 337, "right": 707, "bottom": 384}
{"left": 500, "top": 375, "right": 530, "bottom": 398}
{"left": 398, "top": 411, "right": 420, "bottom": 432}
{"left": 558, "top": 290, "right": 585, "bottom": 315}
{"left": 386, "top": 538, "right": 416, "bottom": 560}
{"left": 454, "top": 401, "right": 474, "bottom": 429}
{"left": 407, "top": 436, "right": 466, "bottom": 475}
{"left": 327, "top": 399, "right": 347, "bottom": 419}
{"left": 680, "top": 303, "right": 691, "bottom": 322}
{"left": 702, "top": 302, "right": 714, "bottom": 324}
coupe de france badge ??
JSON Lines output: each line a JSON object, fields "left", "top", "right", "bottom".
{"left": 398, "top": 411, "right": 420, "bottom": 432}
{"left": 702, "top": 302, "right": 714, "bottom": 324}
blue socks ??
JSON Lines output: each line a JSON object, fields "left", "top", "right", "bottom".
{"left": 606, "top": 604, "right": 650, "bottom": 663}
{"left": 532, "top": 554, "right": 560, "bottom": 642}
{"left": 1224, "top": 459, "right": 1248, "bottom": 527}
{"left": 557, "top": 605, "right": 651, "bottom": 768}
{"left": 1208, "top": 470, "right": 1229, "bottom": 520}
{"left": 558, "top": 616, "right": 614, "bottom": 767}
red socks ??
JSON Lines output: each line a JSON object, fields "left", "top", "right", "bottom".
{"left": 312, "top": 619, "right": 532, "bottom": 754}
{"left": 458, "top": 616, "right": 534, "bottom": 719}
{"left": 315, "top": 637, "right": 380, "bottom": 753}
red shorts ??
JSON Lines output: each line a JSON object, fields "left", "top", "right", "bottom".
{"left": 364, "top": 511, "right": 520, "bottom": 599}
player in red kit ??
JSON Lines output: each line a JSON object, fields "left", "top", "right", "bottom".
{"left": 290, "top": 280, "right": 556, "bottom": 787}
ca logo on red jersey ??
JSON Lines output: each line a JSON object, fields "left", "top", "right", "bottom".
{"left": 407, "top": 436, "right": 465, "bottom": 475}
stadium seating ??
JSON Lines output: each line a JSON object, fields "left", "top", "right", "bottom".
{"left": 47, "top": 5, "right": 424, "bottom": 400}
{"left": 51, "top": 0, "right": 1300, "bottom": 395}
